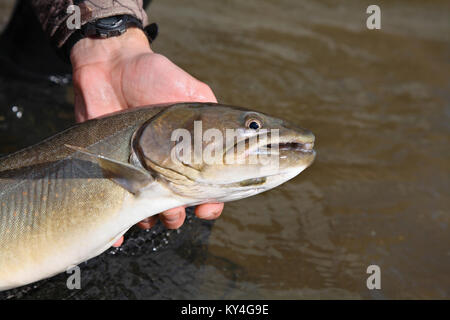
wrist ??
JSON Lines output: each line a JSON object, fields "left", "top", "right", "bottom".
{"left": 70, "top": 27, "right": 151, "bottom": 70}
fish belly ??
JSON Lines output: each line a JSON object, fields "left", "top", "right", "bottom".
{"left": 0, "top": 159, "right": 128, "bottom": 290}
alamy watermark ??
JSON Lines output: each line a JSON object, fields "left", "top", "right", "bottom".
{"left": 66, "top": 265, "right": 81, "bottom": 290}
{"left": 366, "top": 264, "right": 381, "bottom": 289}
{"left": 66, "top": 5, "right": 81, "bottom": 30}
{"left": 170, "top": 122, "right": 280, "bottom": 168}
{"left": 366, "top": 5, "right": 381, "bottom": 30}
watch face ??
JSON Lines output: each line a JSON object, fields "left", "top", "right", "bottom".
{"left": 96, "top": 16, "right": 125, "bottom": 30}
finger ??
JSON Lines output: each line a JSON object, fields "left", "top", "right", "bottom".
{"left": 112, "top": 236, "right": 124, "bottom": 247}
{"left": 137, "top": 216, "right": 159, "bottom": 230}
{"left": 195, "top": 203, "right": 224, "bottom": 220}
{"left": 191, "top": 81, "right": 218, "bottom": 103}
{"left": 159, "top": 206, "right": 186, "bottom": 229}
{"left": 72, "top": 66, "right": 123, "bottom": 121}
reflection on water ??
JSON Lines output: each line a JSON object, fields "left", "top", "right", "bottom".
{"left": 0, "top": 0, "right": 449, "bottom": 299}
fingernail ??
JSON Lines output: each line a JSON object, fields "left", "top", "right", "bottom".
{"left": 164, "top": 212, "right": 180, "bottom": 222}
{"left": 204, "top": 211, "right": 220, "bottom": 219}
{"left": 137, "top": 221, "right": 151, "bottom": 230}
{"left": 112, "top": 236, "right": 124, "bottom": 247}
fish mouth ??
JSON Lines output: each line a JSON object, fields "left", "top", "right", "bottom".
{"left": 266, "top": 141, "right": 314, "bottom": 153}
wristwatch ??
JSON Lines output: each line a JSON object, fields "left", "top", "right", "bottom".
{"left": 83, "top": 15, "right": 143, "bottom": 38}
{"left": 62, "top": 15, "right": 158, "bottom": 62}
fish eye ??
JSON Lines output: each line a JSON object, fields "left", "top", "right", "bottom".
{"left": 245, "top": 118, "right": 262, "bottom": 130}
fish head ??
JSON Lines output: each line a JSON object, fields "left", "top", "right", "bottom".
{"left": 133, "top": 103, "right": 315, "bottom": 201}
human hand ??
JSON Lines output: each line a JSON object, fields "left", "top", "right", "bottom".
{"left": 70, "top": 28, "right": 224, "bottom": 246}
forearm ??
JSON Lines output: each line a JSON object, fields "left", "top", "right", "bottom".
{"left": 30, "top": 0, "right": 148, "bottom": 48}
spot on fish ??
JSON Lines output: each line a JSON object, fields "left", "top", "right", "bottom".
{"left": 239, "top": 177, "right": 267, "bottom": 187}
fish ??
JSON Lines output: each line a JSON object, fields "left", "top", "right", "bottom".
{"left": 0, "top": 102, "right": 315, "bottom": 291}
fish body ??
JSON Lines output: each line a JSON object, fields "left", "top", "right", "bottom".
{"left": 0, "top": 103, "right": 315, "bottom": 291}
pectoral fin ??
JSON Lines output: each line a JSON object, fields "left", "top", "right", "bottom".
{"left": 65, "top": 144, "right": 153, "bottom": 194}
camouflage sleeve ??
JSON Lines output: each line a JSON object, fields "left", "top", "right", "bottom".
{"left": 30, "top": 0, "right": 149, "bottom": 48}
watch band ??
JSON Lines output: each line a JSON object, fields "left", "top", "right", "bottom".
{"left": 61, "top": 15, "right": 158, "bottom": 64}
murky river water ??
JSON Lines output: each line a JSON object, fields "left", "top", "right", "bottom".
{"left": 0, "top": 0, "right": 449, "bottom": 299}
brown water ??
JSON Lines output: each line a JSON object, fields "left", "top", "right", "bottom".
{"left": 0, "top": 0, "right": 449, "bottom": 299}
